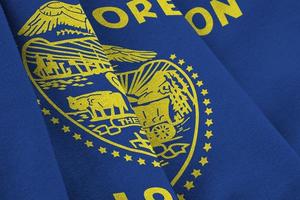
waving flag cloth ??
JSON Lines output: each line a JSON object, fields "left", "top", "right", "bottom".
{"left": 0, "top": 4, "right": 68, "bottom": 200}
{"left": 80, "top": 0, "right": 300, "bottom": 199}
{"left": 172, "top": 0, "right": 300, "bottom": 155}
{"left": 1, "top": 0, "right": 178, "bottom": 199}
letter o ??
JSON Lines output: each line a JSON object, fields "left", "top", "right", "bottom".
{"left": 144, "top": 187, "right": 173, "bottom": 200}
{"left": 92, "top": 7, "right": 129, "bottom": 29}
{"left": 185, "top": 7, "right": 214, "bottom": 36}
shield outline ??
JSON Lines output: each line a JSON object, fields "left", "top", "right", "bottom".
{"left": 22, "top": 38, "right": 200, "bottom": 186}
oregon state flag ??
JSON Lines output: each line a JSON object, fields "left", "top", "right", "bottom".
{"left": 0, "top": 0, "right": 300, "bottom": 200}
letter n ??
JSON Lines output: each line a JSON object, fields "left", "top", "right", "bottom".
{"left": 210, "top": 0, "right": 243, "bottom": 26}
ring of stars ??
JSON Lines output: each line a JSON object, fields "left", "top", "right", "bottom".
{"left": 168, "top": 54, "right": 215, "bottom": 194}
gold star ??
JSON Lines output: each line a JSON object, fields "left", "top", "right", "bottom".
{"left": 205, "top": 108, "right": 213, "bottom": 115}
{"left": 196, "top": 80, "right": 203, "bottom": 87}
{"left": 85, "top": 140, "right": 93, "bottom": 148}
{"left": 170, "top": 54, "right": 177, "bottom": 60}
{"left": 184, "top": 181, "right": 195, "bottom": 191}
{"left": 205, "top": 130, "right": 213, "bottom": 139}
{"left": 137, "top": 158, "right": 146, "bottom": 165}
{"left": 124, "top": 154, "right": 132, "bottom": 161}
{"left": 178, "top": 59, "right": 185, "bottom": 65}
{"left": 191, "top": 73, "right": 199, "bottom": 79}
{"left": 98, "top": 147, "right": 107, "bottom": 154}
{"left": 37, "top": 99, "right": 41, "bottom": 105}
{"left": 191, "top": 169, "right": 202, "bottom": 178}
{"left": 199, "top": 157, "right": 208, "bottom": 166}
{"left": 186, "top": 65, "right": 193, "bottom": 72}
{"left": 203, "top": 98, "right": 211, "bottom": 106}
{"left": 112, "top": 150, "right": 120, "bottom": 157}
{"left": 41, "top": 108, "right": 50, "bottom": 115}
{"left": 62, "top": 125, "right": 70, "bottom": 133}
{"left": 73, "top": 133, "right": 81, "bottom": 140}
{"left": 205, "top": 119, "right": 213, "bottom": 127}
{"left": 177, "top": 194, "right": 186, "bottom": 200}
{"left": 203, "top": 143, "right": 212, "bottom": 152}
{"left": 50, "top": 117, "right": 59, "bottom": 124}
{"left": 152, "top": 160, "right": 161, "bottom": 167}
{"left": 201, "top": 89, "right": 208, "bottom": 96}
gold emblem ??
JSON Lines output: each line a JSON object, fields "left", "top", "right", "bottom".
{"left": 18, "top": 1, "right": 214, "bottom": 190}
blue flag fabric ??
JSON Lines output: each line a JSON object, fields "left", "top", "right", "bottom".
{"left": 1, "top": 0, "right": 178, "bottom": 199}
{"left": 1, "top": 0, "right": 300, "bottom": 199}
{"left": 172, "top": 0, "right": 300, "bottom": 155}
{"left": 0, "top": 4, "right": 68, "bottom": 200}
{"left": 80, "top": 0, "right": 300, "bottom": 199}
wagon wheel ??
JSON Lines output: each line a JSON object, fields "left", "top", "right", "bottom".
{"left": 150, "top": 123, "right": 175, "bottom": 143}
